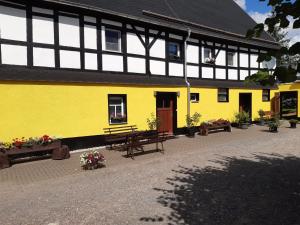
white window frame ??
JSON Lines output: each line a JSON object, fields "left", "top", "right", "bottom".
{"left": 168, "top": 42, "right": 181, "bottom": 58}
{"left": 227, "top": 52, "right": 236, "bottom": 67}
{"left": 109, "top": 96, "right": 127, "bottom": 124}
{"left": 203, "top": 47, "right": 212, "bottom": 63}
{"left": 104, "top": 28, "right": 121, "bottom": 53}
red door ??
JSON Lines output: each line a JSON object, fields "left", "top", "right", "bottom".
{"left": 156, "top": 93, "right": 174, "bottom": 134}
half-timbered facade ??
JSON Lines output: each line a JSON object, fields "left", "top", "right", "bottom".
{"left": 0, "top": 0, "right": 281, "bottom": 147}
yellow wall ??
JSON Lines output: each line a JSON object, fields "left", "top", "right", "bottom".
{"left": 0, "top": 81, "right": 274, "bottom": 141}
{"left": 278, "top": 83, "right": 300, "bottom": 117}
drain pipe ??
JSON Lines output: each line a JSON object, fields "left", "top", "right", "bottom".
{"left": 184, "top": 28, "right": 191, "bottom": 127}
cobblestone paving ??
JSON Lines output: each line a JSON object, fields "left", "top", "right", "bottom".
{"left": 0, "top": 123, "right": 299, "bottom": 225}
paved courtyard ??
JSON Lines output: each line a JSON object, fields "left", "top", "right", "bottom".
{"left": 1, "top": 123, "right": 300, "bottom": 225}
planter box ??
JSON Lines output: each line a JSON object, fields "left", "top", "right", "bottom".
{"left": 0, "top": 140, "right": 70, "bottom": 169}
{"left": 199, "top": 122, "right": 231, "bottom": 136}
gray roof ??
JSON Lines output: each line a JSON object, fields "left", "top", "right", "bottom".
{"left": 45, "top": 0, "right": 279, "bottom": 48}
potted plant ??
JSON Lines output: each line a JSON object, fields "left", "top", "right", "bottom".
{"left": 235, "top": 111, "right": 250, "bottom": 129}
{"left": 110, "top": 113, "right": 127, "bottom": 124}
{"left": 258, "top": 109, "right": 266, "bottom": 126}
{"left": 205, "top": 57, "right": 216, "bottom": 65}
{"left": 267, "top": 117, "right": 281, "bottom": 133}
{"left": 186, "top": 112, "right": 201, "bottom": 137}
{"left": 80, "top": 150, "right": 106, "bottom": 170}
{"left": 289, "top": 119, "right": 298, "bottom": 128}
{"left": 146, "top": 113, "right": 161, "bottom": 131}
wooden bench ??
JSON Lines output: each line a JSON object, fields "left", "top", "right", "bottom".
{"left": 0, "top": 140, "right": 69, "bottom": 169}
{"left": 199, "top": 121, "right": 231, "bottom": 136}
{"left": 124, "top": 130, "right": 168, "bottom": 158}
{"left": 103, "top": 125, "right": 137, "bottom": 149}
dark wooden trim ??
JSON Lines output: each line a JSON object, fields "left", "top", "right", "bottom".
{"left": 131, "top": 24, "right": 146, "bottom": 48}
{"left": 165, "top": 32, "right": 169, "bottom": 77}
{"left": 121, "top": 23, "right": 127, "bottom": 73}
{"left": 79, "top": 14, "right": 85, "bottom": 70}
{"left": 237, "top": 46, "right": 240, "bottom": 81}
{"left": 26, "top": 3, "right": 33, "bottom": 67}
{"left": 97, "top": 18, "right": 102, "bottom": 71}
{"left": 53, "top": 9, "right": 60, "bottom": 67}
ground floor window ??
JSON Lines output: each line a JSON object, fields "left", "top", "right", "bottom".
{"left": 108, "top": 94, "right": 127, "bottom": 124}
{"left": 218, "top": 88, "right": 229, "bottom": 102}
{"left": 190, "top": 93, "right": 200, "bottom": 103}
{"left": 262, "top": 89, "right": 270, "bottom": 102}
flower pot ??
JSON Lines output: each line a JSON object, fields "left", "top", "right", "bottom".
{"left": 186, "top": 127, "right": 196, "bottom": 137}
{"left": 269, "top": 127, "right": 278, "bottom": 133}
{"left": 239, "top": 123, "right": 248, "bottom": 129}
{"left": 290, "top": 122, "right": 297, "bottom": 129}
{"left": 259, "top": 120, "right": 265, "bottom": 126}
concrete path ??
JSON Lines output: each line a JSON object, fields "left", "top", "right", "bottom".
{"left": 1, "top": 123, "right": 300, "bottom": 225}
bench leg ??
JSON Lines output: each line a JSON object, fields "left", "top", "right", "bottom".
{"left": 0, "top": 152, "right": 10, "bottom": 169}
{"left": 156, "top": 142, "right": 159, "bottom": 151}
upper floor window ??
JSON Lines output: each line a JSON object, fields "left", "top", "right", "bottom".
{"left": 105, "top": 28, "right": 121, "bottom": 52}
{"left": 218, "top": 88, "right": 229, "bottom": 102}
{"left": 227, "top": 52, "right": 236, "bottom": 66}
{"left": 203, "top": 47, "right": 213, "bottom": 63}
{"left": 262, "top": 89, "right": 270, "bottom": 102}
{"left": 108, "top": 94, "right": 127, "bottom": 124}
{"left": 168, "top": 42, "right": 181, "bottom": 60}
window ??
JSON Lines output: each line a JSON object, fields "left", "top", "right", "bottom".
{"left": 168, "top": 42, "right": 181, "bottom": 59}
{"left": 262, "top": 89, "right": 270, "bottom": 102}
{"left": 218, "top": 88, "right": 229, "bottom": 102}
{"left": 190, "top": 93, "right": 200, "bottom": 103}
{"left": 227, "top": 52, "right": 236, "bottom": 66}
{"left": 203, "top": 48, "right": 212, "bottom": 60}
{"left": 105, "top": 28, "right": 121, "bottom": 52}
{"left": 108, "top": 95, "right": 127, "bottom": 124}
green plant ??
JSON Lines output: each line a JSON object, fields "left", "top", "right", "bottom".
{"left": 267, "top": 117, "right": 281, "bottom": 130}
{"left": 235, "top": 111, "right": 250, "bottom": 124}
{"left": 258, "top": 109, "right": 265, "bottom": 119}
{"left": 289, "top": 119, "right": 298, "bottom": 124}
{"left": 146, "top": 113, "right": 160, "bottom": 130}
{"left": 245, "top": 70, "right": 276, "bottom": 86}
{"left": 186, "top": 112, "right": 201, "bottom": 127}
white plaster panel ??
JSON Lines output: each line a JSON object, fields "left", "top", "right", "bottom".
{"left": 251, "top": 70, "right": 258, "bottom": 75}
{"left": 215, "top": 49, "right": 226, "bottom": 66}
{"left": 32, "top": 16, "right": 54, "bottom": 44}
{"left": 1, "top": 44, "right": 27, "bottom": 65}
{"left": 0, "top": 6, "right": 26, "bottom": 41}
{"left": 102, "top": 54, "right": 123, "bottom": 72}
{"left": 240, "top": 52, "right": 249, "bottom": 68}
{"left": 126, "top": 33, "right": 145, "bottom": 55}
{"left": 150, "top": 60, "right": 165, "bottom": 76}
{"left": 228, "top": 69, "right": 238, "bottom": 80}
{"left": 85, "top": 53, "right": 98, "bottom": 70}
{"left": 59, "top": 50, "right": 81, "bottom": 69}
{"left": 102, "top": 19, "right": 122, "bottom": 27}
{"left": 187, "top": 45, "right": 199, "bottom": 64}
{"left": 59, "top": 16, "right": 80, "bottom": 47}
{"left": 202, "top": 67, "right": 214, "bottom": 79}
{"left": 33, "top": 47, "right": 55, "bottom": 67}
{"left": 84, "top": 16, "right": 96, "bottom": 23}
{"left": 149, "top": 38, "right": 165, "bottom": 58}
{"left": 187, "top": 65, "right": 199, "bottom": 78}
{"left": 216, "top": 68, "right": 226, "bottom": 79}
{"left": 240, "top": 70, "right": 249, "bottom": 80}
{"left": 250, "top": 54, "right": 259, "bottom": 68}
{"left": 169, "top": 33, "right": 182, "bottom": 40}
{"left": 169, "top": 63, "right": 183, "bottom": 77}
{"left": 127, "top": 57, "right": 146, "bottom": 74}
{"left": 32, "top": 7, "right": 53, "bottom": 15}
{"left": 84, "top": 25, "right": 97, "bottom": 49}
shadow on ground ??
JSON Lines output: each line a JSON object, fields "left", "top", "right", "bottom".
{"left": 140, "top": 154, "right": 300, "bottom": 225}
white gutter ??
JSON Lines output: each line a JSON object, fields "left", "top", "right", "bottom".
{"left": 184, "top": 28, "right": 191, "bottom": 126}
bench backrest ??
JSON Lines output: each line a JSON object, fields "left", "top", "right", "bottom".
{"left": 103, "top": 125, "right": 137, "bottom": 135}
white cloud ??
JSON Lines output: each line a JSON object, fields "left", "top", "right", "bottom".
{"left": 233, "top": 0, "right": 246, "bottom": 10}
{"left": 248, "top": 11, "right": 300, "bottom": 46}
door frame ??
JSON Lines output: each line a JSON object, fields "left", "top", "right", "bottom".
{"left": 239, "top": 93, "right": 252, "bottom": 120}
{"left": 280, "top": 91, "right": 298, "bottom": 119}
{"left": 155, "top": 92, "right": 178, "bottom": 133}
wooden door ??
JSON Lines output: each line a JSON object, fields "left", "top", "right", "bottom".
{"left": 156, "top": 94, "right": 174, "bottom": 134}
{"left": 271, "top": 92, "right": 280, "bottom": 115}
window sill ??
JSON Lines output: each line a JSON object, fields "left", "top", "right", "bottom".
{"left": 109, "top": 122, "right": 128, "bottom": 125}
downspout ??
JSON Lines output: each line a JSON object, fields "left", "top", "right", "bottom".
{"left": 184, "top": 28, "right": 191, "bottom": 127}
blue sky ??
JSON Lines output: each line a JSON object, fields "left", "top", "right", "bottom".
{"left": 234, "top": 0, "right": 300, "bottom": 44}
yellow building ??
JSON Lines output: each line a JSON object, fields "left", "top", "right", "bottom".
{"left": 0, "top": 0, "right": 283, "bottom": 148}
